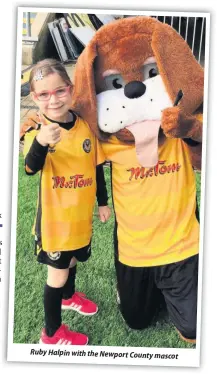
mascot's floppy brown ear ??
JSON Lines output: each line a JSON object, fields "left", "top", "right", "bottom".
{"left": 71, "top": 37, "right": 100, "bottom": 138}
{"left": 151, "top": 21, "right": 204, "bottom": 171}
{"left": 151, "top": 21, "right": 204, "bottom": 115}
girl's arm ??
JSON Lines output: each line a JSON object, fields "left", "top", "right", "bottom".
{"left": 96, "top": 164, "right": 108, "bottom": 206}
{"left": 22, "top": 118, "right": 61, "bottom": 175}
{"left": 24, "top": 135, "right": 48, "bottom": 175}
{"left": 96, "top": 164, "right": 111, "bottom": 223}
{"left": 96, "top": 164, "right": 111, "bottom": 222}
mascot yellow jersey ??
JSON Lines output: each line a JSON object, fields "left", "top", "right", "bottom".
{"left": 23, "top": 115, "right": 105, "bottom": 252}
{"left": 102, "top": 137, "right": 199, "bottom": 267}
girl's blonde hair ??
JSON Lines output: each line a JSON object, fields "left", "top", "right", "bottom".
{"left": 29, "top": 58, "right": 73, "bottom": 91}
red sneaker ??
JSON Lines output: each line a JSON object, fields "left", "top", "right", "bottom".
{"left": 39, "top": 324, "right": 88, "bottom": 345}
{"left": 62, "top": 292, "right": 98, "bottom": 315}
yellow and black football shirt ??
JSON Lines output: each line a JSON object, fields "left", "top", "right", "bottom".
{"left": 101, "top": 136, "right": 199, "bottom": 267}
{"left": 23, "top": 112, "right": 105, "bottom": 252}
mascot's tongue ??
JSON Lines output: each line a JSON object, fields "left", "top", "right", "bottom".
{"left": 125, "top": 120, "right": 161, "bottom": 167}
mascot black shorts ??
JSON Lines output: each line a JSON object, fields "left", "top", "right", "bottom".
{"left": 115, "top": 254, "right": 198, "bottom": 340}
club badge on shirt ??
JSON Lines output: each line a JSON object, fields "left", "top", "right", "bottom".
{"left": 83, "top": 139, "right": 91, "bottom": 153}
{"left": 48, "top": 145, "right": 56, "bottom": 153}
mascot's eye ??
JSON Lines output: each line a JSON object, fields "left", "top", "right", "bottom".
{"left": 149, "top": 68, "right": 158, "bottom": 78}
{"left": 143, "top": 63, "right": 158, "bottom": 81}
{"left": 104, "top": 74, "right": 125, "bottom": 91}
{"left": 112, "top": 78, "right": 123, "bottom": 89}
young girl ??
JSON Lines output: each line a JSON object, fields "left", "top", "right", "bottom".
{"left": 21, "top": 59, "right": 111, "bottom": 345}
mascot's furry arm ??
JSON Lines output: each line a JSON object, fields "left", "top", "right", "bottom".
{"left": 20, "top": 111, "right": 40, "bottom": 141}
{"left": 161, "top": 106, "right": 203, "bottom": 170}
{"left": 162, "top": 107, "right": 202, "bottom": 142}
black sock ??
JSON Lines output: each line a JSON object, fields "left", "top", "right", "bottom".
{"left": 44, "top": 284, "right": 63, "bottom": 337}
{"left": 62, "top": 266, "right": 77, "bottom": 300}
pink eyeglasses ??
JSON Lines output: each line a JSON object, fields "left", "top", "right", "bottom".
{"left": 33, "top": 85, "right": 72, "bottom": 101}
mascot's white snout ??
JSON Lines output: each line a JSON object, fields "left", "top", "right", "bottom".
{"left": 97, "top": 75, "right": 172, "bottom": 133}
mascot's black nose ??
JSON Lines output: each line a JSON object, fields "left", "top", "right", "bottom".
{"left": 124, "top": 81, "right": 146, "bottom": 99}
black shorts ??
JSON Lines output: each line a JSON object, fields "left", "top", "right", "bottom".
{"left": 115, "top": 254, "right": 198, "bottom": 340}
{"left": 37, "top": 242, "right": 91, "bottom": 269}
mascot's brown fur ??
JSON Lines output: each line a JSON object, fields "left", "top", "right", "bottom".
{"left": 71, "top": 16, "right": 203, "bottom": 169}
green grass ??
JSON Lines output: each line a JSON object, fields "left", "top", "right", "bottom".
{"left": 14, "top": 155, "right": 201, "bottom": 347}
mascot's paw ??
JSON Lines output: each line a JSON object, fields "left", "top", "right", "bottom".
{"left": 161, "top": 107, "right": 202, "bottom": 141}
{"left": 20, "top": 112, "right": 41, "bottom": 140}
{"left": 161, "top": 107, "right": 182, "bottom": 138}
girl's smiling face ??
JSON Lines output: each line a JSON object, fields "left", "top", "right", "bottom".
{"left": 31, "top": 72, "right": 73, "bottom": 122}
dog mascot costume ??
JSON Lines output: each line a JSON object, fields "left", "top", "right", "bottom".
{"left": 21, "top": 16, "right": 204, "bottom": 344}
{"left": 71, "top": 16, "right": 204, "bottom": 344}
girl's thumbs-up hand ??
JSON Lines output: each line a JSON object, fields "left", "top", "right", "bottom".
{"left": 36, "top": 113, "right": 61, "bottom": 147}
